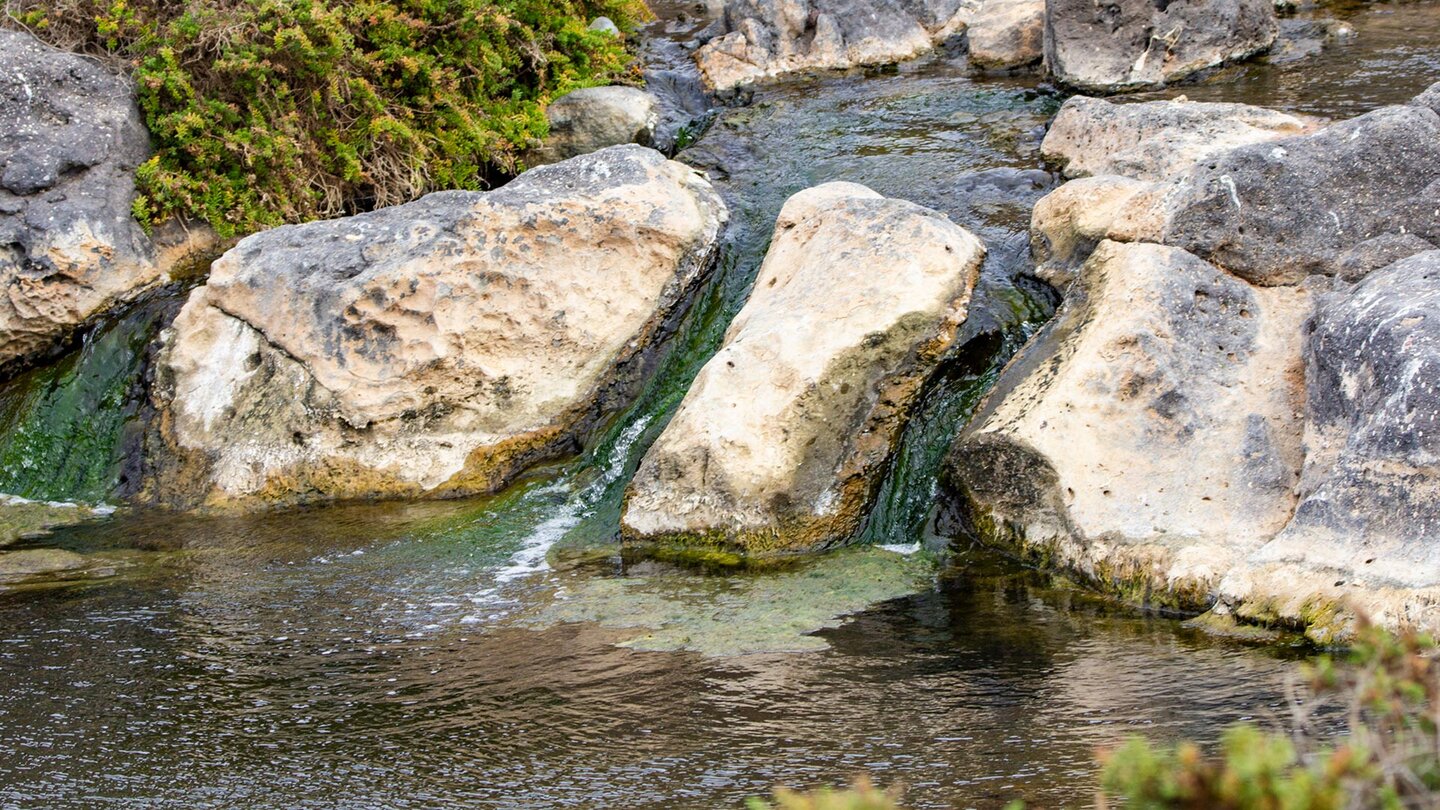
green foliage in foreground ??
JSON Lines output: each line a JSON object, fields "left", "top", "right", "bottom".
{"left": 753, "top": 624, "right": 1440, "bottom": 809}
{"left": 6, "top": 0, "right": 648, "bottom": 237}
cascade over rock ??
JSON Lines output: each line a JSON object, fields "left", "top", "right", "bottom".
{"left": 623, "top": 182, "right": 984, "bottom": 554}
{"left": 147, "top": 146, "right": 726, "bottom": 509}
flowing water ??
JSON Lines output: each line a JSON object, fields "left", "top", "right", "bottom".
{"left": 1, "top": 4, "right": 1438, "bottom": 807}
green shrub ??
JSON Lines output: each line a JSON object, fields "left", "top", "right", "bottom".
{"left": 747, "top": 776, "right": 905, "bottom": 810}
{"left": 1100, "top": 621, "right": 1440, "bottom": 809}
{"left": 5, "top": 0, "right": 649, "bottom": 237}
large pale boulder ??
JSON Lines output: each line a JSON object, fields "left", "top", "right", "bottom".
{"left": 1028, "top": 174, "right": 1166, "bottom": 289}
{"left": 1162, "top": 103, "right": 1440, "bottom": 286}
{"left": 147, "top": 146, "right": 726, "bottom": 509}
{"left": 694, "top": 0, "right": 978, "bottom": 90}
{"left": 0, "top": 31, "right": 205, "bottom": 372}
{"left": 947, "top": 240, "right": 1311, "bottom": 611}
{"left": 1041, "top": 96, "right": 1318, "bottom": 182}
{"left": 967, "top": 0, "right": 1043, "bottom": 69}
{"left": 623, "top": 182, "right": 984, "bottom": 554}
{"left": 1219, "top": 251, "right": 1440, "bottom": 638}
{"left": 527, "top": 86, "right": 660, "bottom": 167}
{"left": 1042, "top": 0, "right": 1278, "bottom": 93}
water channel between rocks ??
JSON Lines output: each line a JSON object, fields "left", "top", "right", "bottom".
{"left": 1, "top": 3, "right": 1439, "bottom": 807}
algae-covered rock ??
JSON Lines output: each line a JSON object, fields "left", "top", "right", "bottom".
{"left": 1218, "top": 251, "right": 1440, "bottom": 638}
{"left": 947, "top": 240, "right": 1310, "bottom": 612}
{"left": 1042, "top": 0, "right": 1277, "bottom": 93}
{"left": 0, "top": 494, "right": 104, "bottom": 547}
{"left": 527, "top": 546, "right": 935, "bottom": 655}
{"left": 622, "top": 182, "right": 983, "bottom": 554}
{"left": 148, "top": 146, "right": 726, "bottom": 509}
{"left": 1041, "top": 95, "right": 1318, "bottom": 182}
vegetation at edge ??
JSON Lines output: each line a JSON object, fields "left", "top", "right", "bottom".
{"left": 4, "top": 0, "right": 650, "bottom": 237}
{"left": 754, "top": 622, "right": 1440, "bottom": 809}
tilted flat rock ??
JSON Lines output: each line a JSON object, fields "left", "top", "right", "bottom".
{"left": 527, "top": 86, "right": 660, "bottom": 167}
{"left": 623, "top": 182, "right": 984, "bottom": 554}
{"left": 967, "top": 0, "right": 1043, "bottom": 69}
{"left": 0, "top": 30, "right": 183, "bottom": 372}
{"left": 1041, "top": 95, "right": 1318, "bottom": 182}
{"left": 1162, "top": 102, "right": 1440, "bottom": 285}
{"left": 148, "top": 146, "right": 726, "bottom": 508}
{"left": 947, "top": 240, "right": 1310, "bottom": 610}
{"left": 1219, "top": 251, "right": 1440, "bottom": 639}
{"left": 694, "top": 0, "right": 977, "bottom": 90}
{"left": 1042, "top": 0, "right": 1277, "bottom": 93}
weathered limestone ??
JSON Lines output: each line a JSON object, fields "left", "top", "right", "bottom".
{"left": 1028, "top": 174, "right": 1166, "bottom": 289}
{"left": 1042, "top": 0, "right": 1278, "bottom": 93}
{"left": 1041, "top": 96, "right": 1318, "bottom": 182}
{"left": 1162, "top": 103, "right": 1440, "bottom": 285}
{"left": 623, "top": 182, "right": 984, "bottom": 554}
{"left": 148, "top": 146, "right": 726, "bottom": 509}
{"left": 1219, "top": 251, "right": 1440, "bottom": 639}
{"left": 948, "top": 240, "right": 1311, "bottom": 611}
{"left": 967, "top": 0, "right": 1043, "bottom": 69}
{"left": 0, "top": 30, "right": 189, "bottom": 372}
{"left": 694, "top": 0, "right": 978, "bottom": 90}
{"left": 528, "top": 86, "right": 660, "bottom": 167}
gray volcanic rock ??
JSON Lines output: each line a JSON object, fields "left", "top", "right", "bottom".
{"left": 1220, "top": 251, "right": 1440, "bottom": 639}
{"left": 528, "top": 86, "right": 660, "bottom": 166}
{"left": 1162, "top": 104, "right": 1440, "bottom": 285}
{"left": 1042, "top": 0, "right": 1278, "bottom": 93}
{"left": 694, "top": 0, "right": 978, "bottom": 90}
{"left": 0, "top": 30, "right": 160, "bottom": 370}
{"left": 150, "top": 146, "right": 726, "bottom": 509}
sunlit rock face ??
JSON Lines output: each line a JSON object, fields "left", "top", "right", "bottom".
{"left": 1042, "top": 0, "right": 1277, "bottom": 93}
{"left": 947, "top": 240, "right": 1312, "bottom": 612}
{"left": 623, "top": 182, "right": 984, "bottom": 554}
{"left": 148, "top": 146, "right": 726, "bottom": 509}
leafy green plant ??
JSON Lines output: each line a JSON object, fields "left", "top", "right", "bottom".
{"left": 747, "top": 776, "right": 904, "bottom": 810}
{"left": 1100, "top": 621, "right": 1440, "bottom": 809}
{"left": 5, "top": 0, "right": 649, "bottom": 237}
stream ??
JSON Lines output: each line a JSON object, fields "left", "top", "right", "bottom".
{"left": 1, "top": 2, "right": 1439, "bottom": 807}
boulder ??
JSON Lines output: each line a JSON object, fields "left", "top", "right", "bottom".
{"left": 1028, "top": 174, "right": 1166, "bottom": 289}
{"left": 694, "top": 0, "right": 978, "bottom": 90}
{"left": 0, "top": 30, "right": 185, "bottom": 372}
{"left": 967, "top": 0, "right": 1043, "bottom": 69}
{"left": 1162, "top": 103, "right": 1440, "bottom": 285}
{"left": 0, "top": 548, "right": 91, "bottom": 582}
{"left": 623, "top": 182, "right": 984, "bottom": 554}
{"left": 528, "top": 86, "right": 660, "bottom": 167}
{"left": 947, "top": 240, "right": 1311, "bottom": 611}
{"left": 148, "top": 146, "right": 726, "bottom": 509}
{"left": 589, "top": 16, "right": 621, "bottom": 36}
{"left": 1219, "top": 251, "right": 1440, "bottom": 639}
{"left": 1413, "top": 80, "right": 1440, "bottom": 117}
{"left": 1041, "top": 95, "right": 1318, "bottom": 182}
{"left": 1042, "top": 0, "right": 1278, "bottom": 94}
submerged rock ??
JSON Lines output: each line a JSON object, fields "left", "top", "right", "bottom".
{"left": 148, "top": 146, "right": 726, "bottom": 509}
{"left": 1041, "top": 95, "right": 1318, "bottom": 182}
{"left": 527, "top": 86, "right": 660, "bottom": 167}
{"left": 0, "top": 494, "right": 103, "bottom": 547}
{"left": 623, "top": 182, "right": 984, "bottom": 554}
{"left": 1162, "top": 102, "right": 1440, "bottom": 285}
{"left": 1219, "top": 251, "right": 1440, "bottom": 639}
{"left": 967, "top": 0, "right": 1044, "bottom": 69}
{"left": 947, "top": 240, "right": 1310, "bottom": 611}
{"left": 694, "top": 0, "right": 977, "bottom": 90}
{"left": 1042, "top": 0, "right": 1278, "bottom": 93}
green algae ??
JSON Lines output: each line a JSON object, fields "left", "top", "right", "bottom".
{"left": 0, "top": 300, "right": 169, "bottom": 503}
{"left": 0, "top": 496, "right": 102, "bottom": 547}
{"left": 524, "top": 546, "right": 936, "bottom": 656}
